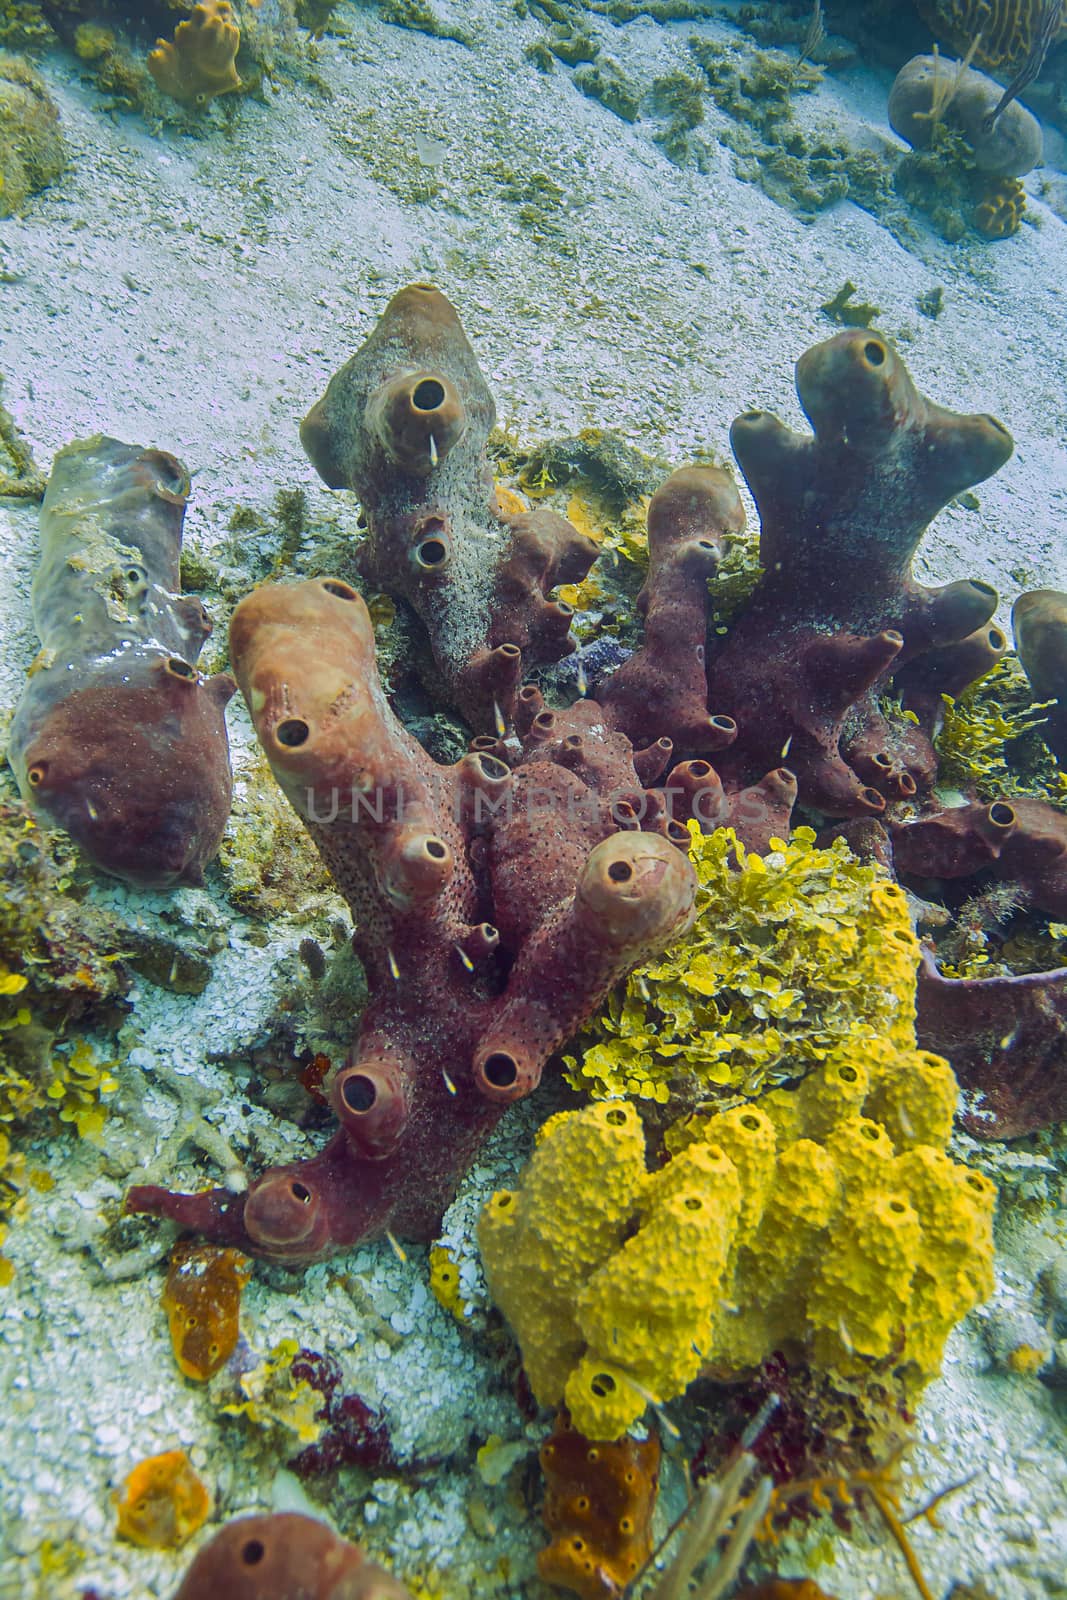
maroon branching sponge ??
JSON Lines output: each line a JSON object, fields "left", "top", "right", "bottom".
{"left": 892, "top": 796, "right": 1067, "bottom": 919}
{"left": 916, "top": 952, "right": 1067, "bottom": 1139}
{"left": 570, "top": 464, "right": 800, "bottom": 846}
{"left": 300, "top": 283, "right": 598, "bottom": 729}
{"left": 123, "top": 290, "right": 1039, "bottom": 1256}
{"left": 127, "top": 579, "right": 696, "bottom": 1261}
{"left": 707, "top": 330, "right": 1013, "bottom": 817}
{"left": 597, "top": 464, "right": 743, "bottom": 754}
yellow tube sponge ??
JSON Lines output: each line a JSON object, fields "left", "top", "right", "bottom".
{"left": 478, "top": 1101, "right": 647, "bottom": 1402}
{"left": 701, "top": 1107, "right": 777, "bottom": 1244}
{"left": 863, "top": 1046, "right": 959, "bottom": 1152}
{"left": 481, "top": 1045, "right": 995, "bottom": 1437}
{"left": 760, "top": 1049, "right": 871, "bottom": 1143}
{"left": 807, "top": 1190, "right": 922, "bottom": 1370}
{"left": 891, "top": 1147, "right": 996, "bottom": 1378}
{"left": 821, "top": 1115, "right": 896, "bottom": 1197}
{"left": 714, "top": 1138, "right": 839, "bottom": 1373}
{"left": 570, "top": 1145, "right": 741, "bottom": 1435}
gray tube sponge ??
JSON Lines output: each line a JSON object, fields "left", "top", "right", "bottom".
{"left": 9, "top": 435, "right": 234, "bottom": 887}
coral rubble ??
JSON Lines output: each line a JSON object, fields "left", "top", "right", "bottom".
{"left": 172, "top": 1511, "right": 412, "bottom": 1598}
{"left": 8, "top": 436, "right": 235, "bottom": 887}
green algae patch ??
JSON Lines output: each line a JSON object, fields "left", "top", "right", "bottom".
{"left": 373, "top": 0, "right": 473, "bottom": 45}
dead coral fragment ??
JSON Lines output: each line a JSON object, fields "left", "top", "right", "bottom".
{"left": 114, "top": 1449, "right": 210, "bottom": 1549}
{"left": 148, "top": 2, "right": 242, "bottom": 106}
{"left": 163, "top": 1239, "right": 252, "bottom": 1381}
{"left": 540, "top": 1410, "right": 660, "bottom": 1600}
{"left": 819, "top": 281, "right": 880, "bottom": 328}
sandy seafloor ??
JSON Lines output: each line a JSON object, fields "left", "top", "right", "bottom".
{"left": 2, "top": 1, "right": 1067, "bottom": 1596}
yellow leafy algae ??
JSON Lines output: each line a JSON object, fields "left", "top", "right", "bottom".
{"left": 570, "top": 827, "right": 919, "bottom": 1102}
{"left": 935, "top": 656, "right": 1064, "bottom": 804}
